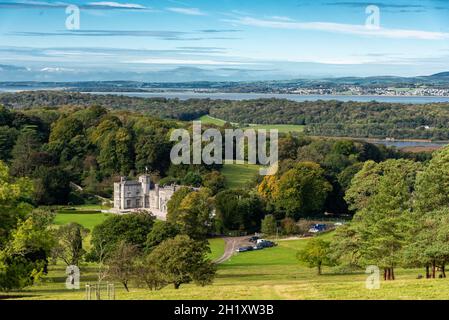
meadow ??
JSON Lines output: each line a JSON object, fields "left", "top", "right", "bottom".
{"left": 5, "top": 228, "right": 449, "bottom": 300}
{"left": 220, "top": 164, "right": 261, "bottom": 189}
{"left": 197, "top": 115, "right": 305, "bottom": 134}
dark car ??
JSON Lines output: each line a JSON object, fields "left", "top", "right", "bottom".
{"left": 236, "top": 246, "right": 254, "bottom": 253}
{"left": 249, "top": 236, "right": 260, "bottom": 243}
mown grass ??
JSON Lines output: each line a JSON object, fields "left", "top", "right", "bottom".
{"left": 197, "top": 115, "right": 305, "bottom": 135}
{"left": 208, "top": 238, "right": 226, "bottom": 261}
{"left": 221, "top": 164, "right": 261, "bottom": 189}
{"left": 243, "top": 124, "right": 305, "bottom": 134}
{"left": 54, "top": 211, "right": 111, "bottom": 231}
{"left": 198, "top": 115, "right": 229, "bottom": 126}
{"left": 6, "top": 232, "right": 449, "bottom": 300}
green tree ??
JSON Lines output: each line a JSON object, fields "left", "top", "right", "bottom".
{"left": 167, "top": 187, "right": 193, "bottom": 222}
{"left": 90, "top": 212, "right": 155, "bottom": 260}
{"left": 175, "top": 189, "right": 214, "bottom": 239}
{"left": 0, "top": 161, "right": 34, "bottom": 246}
{"left": 145, "top": 221, "right": 179, "bottom": 252}
{"left": 11, "top": 127, "right": 41, "bottom": 177}
{"left": 274, "top": 162, "right": 332, "bottom": 218}
{"left": 202, "top": 171, "right": 226, "bottom": 195}
{"left": 52, "top": 222, "right": 89, "bottom": 266}
{"left": 32, "top": 166, "right": 71, "bottom": 205}
{"left": 403, "top": 209, "right": 449, "bottom": 279}
{"left": 415, "top": 146, "right": 449, "bottom": 213}
{"left": 261, "top": 214, "right": 277, "bottom": 236}
{"left": 214, "top": 189, "right": 264, "bottom": 233}
{"left": 297, "top": 238, "right": 333, "bottom": 275}
{"left": 107, "top": 241, "right": 140, "bottom": 292}
{"left": 147, "top": 235, "right": 216, "bottom": 289}
{"left": 342, "top": 159, "right": 422, "bottom": 280}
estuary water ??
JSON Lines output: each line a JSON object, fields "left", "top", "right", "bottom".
{"left": 86, "top": 91, "right": 449, "bottom": 104}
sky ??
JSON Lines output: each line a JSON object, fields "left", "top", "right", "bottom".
{"left": 0, "top": 0, "right": 449, "bottom": 81}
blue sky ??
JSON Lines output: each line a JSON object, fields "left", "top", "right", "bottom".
{"left": 0, "top": 0, "right": 449, "bottom": 81}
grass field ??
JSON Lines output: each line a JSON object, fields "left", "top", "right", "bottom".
{"left": 221, "top": 164, "right": 261, "bottom": 189}
{"left": 53, "top": 207, "right": 111, "bottom": 231}
{"left": 197, "top": 115, "right": 305, "bottom": 134}
{"left": 243, "top": 124, "right": 305, "bottom": 134}
{"left": 5, "top": 231, "right": 449, "bottom": 300}
{"left": 208, "top": 238, "right": 226, "bottom": 261}
{"left": 198, "top": 115, "right": 229, "bottom": 126}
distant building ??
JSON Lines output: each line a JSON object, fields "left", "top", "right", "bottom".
{"left": 113, "top": 175, "right": 182, "bottom": 219}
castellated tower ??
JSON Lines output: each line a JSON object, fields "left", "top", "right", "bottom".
{"left": 138, "top": 175, "right": 152, "bottom": 208}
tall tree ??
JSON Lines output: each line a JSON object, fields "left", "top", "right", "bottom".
{"left": 341, "top": 159, "right": 421, "bottom": 280}
{"left": 271, "top": 162, "right": 332, "bottom": 219}
{"left": 107, "top": 241, "right": 140, "bottom": 292}
{"left": 147, "top": 235, "right": 216, "bottom": 289}
{"left": 52, "top": 222, "right": 89, "bottom": 266}
{"left": 297, "top": 238, "right": 334, "bottom": 275}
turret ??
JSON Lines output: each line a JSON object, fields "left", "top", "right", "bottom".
{"left": 138, "top": 174, "right": 151, "bottom": 194}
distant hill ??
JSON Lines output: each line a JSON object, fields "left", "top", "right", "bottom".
{"left": 1, "top": 72, "right": 449, "bottom": 93}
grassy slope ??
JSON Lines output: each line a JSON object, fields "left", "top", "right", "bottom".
{"left": 198, "top": 115, "right": 305, "bottom": 134}
{"left": 198, "top": 115, "right": 228, "bottom": 126}
{"left": 208, "top": 238, "right": 226, "bottom": 261}
{"left": 243, "top": 124, "right": 305, "bottom": 134}
{"left": 54, "top": 212, "right": 111, "bottom": 231}
{"left": 7, "top": 232, "right": 449, "bottom": 300}
{"left": 220, "top": 164, "right": 261, "bottom": 189}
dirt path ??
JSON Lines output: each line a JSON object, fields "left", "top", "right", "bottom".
{"left": 214, "top": 236, "right": 249, "bottom": 264}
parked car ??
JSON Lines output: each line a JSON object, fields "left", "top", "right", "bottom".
{"left": 255, "top": 239, "right": 276, "bottom": 248}
{"left": 309, "top": 224, "right": 327, "bottom": 233}
{"left": 236, "top": 246, "right": 254, "bottom": 253}
{"left": 249, "top": 236, "right": 260, "bottom": 243}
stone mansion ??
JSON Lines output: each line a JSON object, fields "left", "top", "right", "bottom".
{"left": 113, "top": 175, "right": 181, "bottom": 219}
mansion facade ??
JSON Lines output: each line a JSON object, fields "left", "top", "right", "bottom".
{"left": 113, "top": 175, "right": 181, "bottom": 217}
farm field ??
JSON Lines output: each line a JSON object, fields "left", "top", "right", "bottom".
{"left": 4, "top": 232, "right": 449, "bottom": 300}
{"left": 220, "top": 164, "right": 261, "bottom": 189}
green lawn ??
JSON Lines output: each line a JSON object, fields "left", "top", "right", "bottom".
{"left": 198, "top": 115, "right": 229, "bottom": 126}
{"left": 197, "top": 115, "right": 305, "bottom": 134}
{"left": 221, "top": 163, "right": 261, "bottom": 189}
{"left": 6, "top": 232, "right": 449, "bottom": 300}
{"left": 208, "top": 238, "right": 226, "bottom": 261}
{"left": 54, "top": 212, "right": 111, "bottom": 231}
{"left": 243, "top": 124, "right": 305, "bottom": 134}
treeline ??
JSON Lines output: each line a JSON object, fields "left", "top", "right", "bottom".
{"left": 0, "top": 91, "right": 211, "bottom": 121}
{"left": 3, "top": 91, "right": 449, "bottom": 139}
{"left": 0, "top": 104, "right": 223, "bottom": 205}
{"left": 257, "top": 135, "right": 430, "bottom": 219}
{"left": 329, "top": 147, "right": 449, "bottom": 280}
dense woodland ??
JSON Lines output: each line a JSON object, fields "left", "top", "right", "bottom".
{"left": 1, "top": 94, "right": 448, "bottom": 292}
{"left": 2, "top": 91, "right": 449, "bottom": 139}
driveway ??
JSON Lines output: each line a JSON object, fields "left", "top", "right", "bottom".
{"left": 214, "top": 236, "right": 250, "bottom": 264}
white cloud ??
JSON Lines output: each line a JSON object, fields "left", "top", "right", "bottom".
{"left": 269, "top": 16, "right": 294, "bottom": 22}
{"left": 40, "top": 67, "right": 75, "bottom": 72}
{"left": 88, "top": 2, "right": 147, "bottom": 9}
{"left": 226, "top": 17, "right": 449, "bottom": 40}
{"left": 123, "top": 58, "right": 255, "bottom": 65}
{"left": 167, "top": 7, "right": 206, "bottom": 16}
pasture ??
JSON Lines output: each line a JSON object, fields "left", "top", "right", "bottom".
{"left": 5, "top": 231, "right": 449, "bottom": 300}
